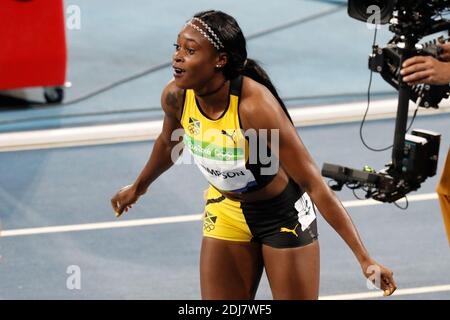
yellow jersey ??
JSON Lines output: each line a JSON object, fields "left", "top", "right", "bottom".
{"left": 180, "top": 76, "right": 276, "bottom": 193}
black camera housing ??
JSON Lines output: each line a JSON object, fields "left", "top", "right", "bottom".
{"left": 348, "top": 0, "right": 395, "bottom": 24}
{"left": 348, "top": 0, "right": 450, "bottom": 30}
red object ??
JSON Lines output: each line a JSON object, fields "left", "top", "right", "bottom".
{"left": 0, "top": 0, "right": 67, "bottom": 90}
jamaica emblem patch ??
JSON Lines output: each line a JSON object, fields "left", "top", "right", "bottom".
{"left": 203, "top": 211, "right": 217, "bottom": 232}
{"left": 188, "top": 117, "right": 201, "bottom": 135}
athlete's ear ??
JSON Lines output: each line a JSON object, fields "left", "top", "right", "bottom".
{"left": 215, "top": 52, "right": 228, "bottom": 69}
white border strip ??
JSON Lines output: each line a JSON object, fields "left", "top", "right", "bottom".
{"left": 0, "top": 120, "right": 163, "bottom": 152}
{"left": 0, "top": 192, "right": 437, "bottom": 238}
{"left": 1, "top": 98, "right": 450, "bottom": 152}
{"left": 320, "top": 284, "right": 450, "bottom": 300}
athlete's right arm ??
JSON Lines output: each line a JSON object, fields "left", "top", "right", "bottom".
{"left": 111, "top": 81, "right": 185, "bottom": 216}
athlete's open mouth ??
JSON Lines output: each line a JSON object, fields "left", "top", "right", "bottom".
{"left": 173, "top": 66, "right": 186, "bottom": 77}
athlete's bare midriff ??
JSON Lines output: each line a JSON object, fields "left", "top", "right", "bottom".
{"left": 216, "top": 167, "right": 291, "bottom": 203}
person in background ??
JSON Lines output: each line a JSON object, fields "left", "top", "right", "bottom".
{"left": 401, "top": 40, "right": 450, "bottom": 245}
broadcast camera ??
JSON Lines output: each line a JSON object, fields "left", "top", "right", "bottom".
{"left": 321, "top": 1, "right": 450, "bottom": 203}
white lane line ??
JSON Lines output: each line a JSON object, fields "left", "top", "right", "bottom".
{"left": 0, "top": 192, "right": 438, "bottom": 238}
{"left": 1, "top": 99, "right": 450, "bottom": 152}
{"left": 0, "top": 214, "right": 202, "bottom": 237}
{"left": 320, "top": 284, "right": 450, "bottom": 300}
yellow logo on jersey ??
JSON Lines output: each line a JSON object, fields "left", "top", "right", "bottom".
{"left": 280, "top": 223, "right": 299, "bottom": 237}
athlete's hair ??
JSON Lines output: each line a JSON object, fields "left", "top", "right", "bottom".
{"left": 192, "top": 10, "right": 293, "bottom": 123}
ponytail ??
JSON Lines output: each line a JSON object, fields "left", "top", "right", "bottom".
{"left": 241, "top": 59, "right": 293, "bottom": 124}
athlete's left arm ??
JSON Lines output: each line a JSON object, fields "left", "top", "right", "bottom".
{"left": 239, "top": 86, "right": 397, "bottom": 296}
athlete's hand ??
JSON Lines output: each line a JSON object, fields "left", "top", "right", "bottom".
{"left": 361, "top": 259, "right": 397, "bottom": 297}
{"left": 111, "top": 184, "right": 141, "bottom": 218}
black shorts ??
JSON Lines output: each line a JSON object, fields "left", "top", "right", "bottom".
{"left": 203, "top": 179, "right": 319, "bottom": 248}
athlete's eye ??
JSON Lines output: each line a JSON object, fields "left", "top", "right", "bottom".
{"left": 186, "top": 48, "right": 195, "bottom": 55}
{"left": 173, "top": 43, "right": 180, "bottom": 51}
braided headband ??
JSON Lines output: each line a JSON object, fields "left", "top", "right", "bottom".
{"left": 185, "top": 17, "right": 224, "bottom": 51}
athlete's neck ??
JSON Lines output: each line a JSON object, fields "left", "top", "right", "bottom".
{"left": 195, "top": 79, "right": 228, "bottom": 98}
{"left": 195, "top": 79, "right": 230, "bottom": 115}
